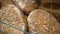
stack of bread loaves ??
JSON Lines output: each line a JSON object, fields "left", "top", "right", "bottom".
{"left": 0, "top": 0, "right": 60, "bottom": 34}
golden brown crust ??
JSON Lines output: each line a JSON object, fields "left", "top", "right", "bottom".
{"left": 27, "top": 9, "right": 60, "bottom": 34}
{"left": 13, "top": 0, "right": 38, "bottom": 15}
{"left": 0, "top": 5, "right": 27, "bottom": 34}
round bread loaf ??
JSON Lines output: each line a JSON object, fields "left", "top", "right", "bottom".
{"left": 13, "top": 0, "right": 38, "bottom": 15}
{"left": 27, "top": 9, "right": 60, "bottom": 34}
{"left": 0, "top": 5, "right": 27, "bottom": 34}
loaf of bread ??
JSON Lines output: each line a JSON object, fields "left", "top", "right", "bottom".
{"left": 0, "top": 5, "right": 27, "bottom": 34}
{"left": 27, "top": 9, "right": 60, "bottom": 34}
{"left": 13, "top": 0, "right": 38, "bottom": 15}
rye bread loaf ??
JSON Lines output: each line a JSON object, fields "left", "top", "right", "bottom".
{"left": 13, "top": 0, "right": 38, "bottom": 15}
{"left": 27, "top": 9, "right": 60, "bottom": 34}
{"left": 0, "top": 5, "right": 27, "bottom": 34}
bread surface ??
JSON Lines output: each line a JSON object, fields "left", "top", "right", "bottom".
{"left": 27, "top": 9, "right": 60, "bottom": 34}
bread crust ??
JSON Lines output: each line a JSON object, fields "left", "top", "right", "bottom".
{"left": 13, "top": 0, "right": 38, "bottom": 15}
{"left": 0, "top": 5, "right": 27, "bottom": 34}
{"left": 27, "top": 9, "right": 60, "bottom": 34}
